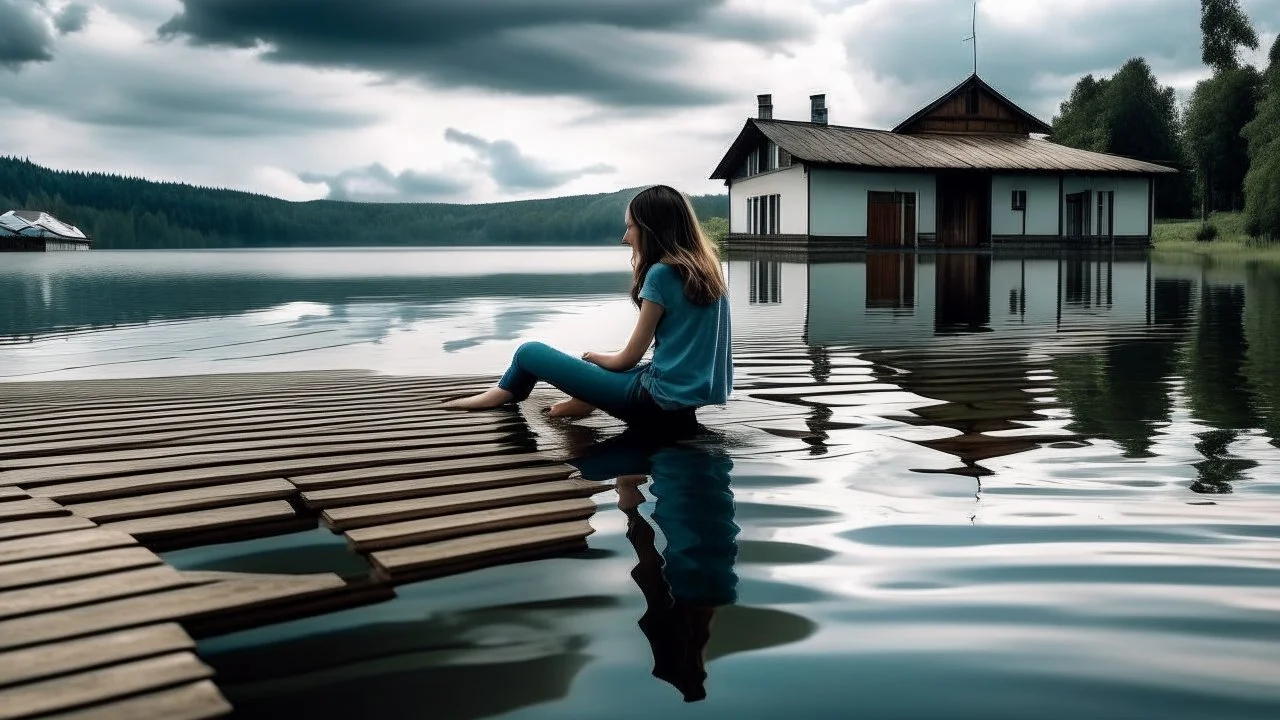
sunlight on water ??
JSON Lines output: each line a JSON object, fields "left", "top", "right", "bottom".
{"left": 3, "top": 247, "right": 1279, "bottom": 719}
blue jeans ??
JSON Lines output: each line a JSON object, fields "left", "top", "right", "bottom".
{"left": 498, "top": 341, "right": 697, "bottom": 427}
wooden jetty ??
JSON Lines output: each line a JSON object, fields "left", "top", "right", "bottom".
{"left": 0, "top": 371, "right": 620, "bottom": 719}
{"left": 0, "top": 362, "right": 816, "bottom": 718}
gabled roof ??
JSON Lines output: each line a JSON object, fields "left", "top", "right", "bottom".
{"left": 709, "top": 119, "right": 1177, "bottom": 180}
{"left": 892, "top": 73, "right": 1053, "bottom": 135}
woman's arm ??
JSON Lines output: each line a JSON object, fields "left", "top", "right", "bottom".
{"left": 585, "top": 300, "right": 664, "bottom": 372}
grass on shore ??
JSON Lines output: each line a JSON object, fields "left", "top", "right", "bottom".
{"left": 1154, "top": 212, "right": 1280, "bottom": 262}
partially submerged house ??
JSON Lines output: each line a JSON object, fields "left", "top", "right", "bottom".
{"left": 0, "top": 210, "right": 91, "bottom": 251}
{"left": 711, "top": 75, "right": 1177, "bottom": 250}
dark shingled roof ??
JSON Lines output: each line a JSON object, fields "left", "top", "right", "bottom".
{"left": 710, "top": 119, "right": 1178, "bottom": 180}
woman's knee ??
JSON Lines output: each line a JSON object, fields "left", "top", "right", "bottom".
{"left": 514, "top": 341, "right": 552, "bottom": 365}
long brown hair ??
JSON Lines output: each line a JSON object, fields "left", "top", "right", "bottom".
{"left": 627, "top": 185, "right": 726, "bottom": 308}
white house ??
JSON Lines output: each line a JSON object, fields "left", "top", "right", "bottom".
{"left": 710, "top": 75, "right": 1177, "bottom": 250}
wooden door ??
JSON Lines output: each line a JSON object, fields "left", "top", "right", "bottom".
{"left": 867, "top": 191, "right": 917, "bottom": 247}
{"left": 868, "top": 192, "right": 902, "bottom": 247}
{"left": 937, "top": 176, "right": 986, "bottom": 248}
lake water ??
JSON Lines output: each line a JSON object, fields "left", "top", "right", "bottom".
{"left": 2, "top": 248, "right": 1279, "bottom": 719}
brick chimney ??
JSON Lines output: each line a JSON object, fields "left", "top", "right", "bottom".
{"left": 810, "top": 94, "right": 828, "bottom": 124}
{"left": 757, "top": 94, "right": 773, "bottom": 120}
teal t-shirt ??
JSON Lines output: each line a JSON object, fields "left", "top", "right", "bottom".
{"left": 637, "top": 262, "right": 733, "bottom": 410}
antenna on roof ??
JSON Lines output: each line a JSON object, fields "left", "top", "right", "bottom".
{"left": 962, "top": 2, "right": 978, "bottom": 75}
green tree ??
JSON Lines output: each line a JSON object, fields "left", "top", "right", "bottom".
{"left": 1201, "top": 0, "right": 1259, "bottom": 72}
{"left": 1243, "top": 36, "right": 1280, "bottom": 239}
{"left": 1184, "top": 66, "right": 1262, "bottom": 216}
{"left": 1051, "top": 58, "right": 1192, "bottom": 217}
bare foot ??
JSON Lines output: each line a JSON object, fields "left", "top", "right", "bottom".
{"left": 441, "top": 388, "right": 514, "bottom": 410}
{"left": 548, "top": 397, "right": 597, "bottom": 418}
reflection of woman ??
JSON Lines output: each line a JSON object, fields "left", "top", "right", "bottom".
{"left": 573, "top": 434, "right": 738, "bottom": 703}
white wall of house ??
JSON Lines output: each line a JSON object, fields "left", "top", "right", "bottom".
{"left": 990, "top": 175, "right": 1060, "bottom": 236}
{"left": 728, "top": 164, "right": 809, "bottom": 235}
{"left": 1062, "top": 176, "right": 1152, "bottom": 236}
{"left": 808, "top": 169, "right": 937, "bottom": 237}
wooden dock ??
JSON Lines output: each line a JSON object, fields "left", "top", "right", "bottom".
{"left": 0, "top": 371, "right": 623, "bottom": 719}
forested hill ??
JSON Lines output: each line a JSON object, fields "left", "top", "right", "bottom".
{"left": 0, "top": 157, "right": 728, "bottom": 249}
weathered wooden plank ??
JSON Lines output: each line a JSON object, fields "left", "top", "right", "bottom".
{"left": 0, "top": 515, "right": 97, "bottom": 541}
{"left": 103, "top": 501, "right": 299, "bottom": 541}
{"left": 2, "top": 376, "right": 486, "bottom": 424}
{"left": 0, "top": 573, "right": 349, "bottom": 651}
{"left": 301, "top": 464, "right": 577, "bottom": 509}
{"left": 43, "top": 680, "right": 232, "bottom": 720}
{"left": 3, "top": 424, "right": 522, "bottom": 470}
{"left": 0, "top": 652, "right": 213, "bottom": 720}
{"left": 0, "top": 497, "right": 67, "bottom": 522}
{"left": 6, "top": 433, "right": 522, "bottom": 488}
{"left": 31, "top": 444, "right": 539, "bottom": 503}
{"left": 323, "top": 479, "right": 611, "bottom": 531}
{"left": 289, "top": 451, "right": 555, "bottom": 491}
{"left": 0, "top": 486, "right": 25, "bottom": 501}
{"left": 346, "top": 498, "right": 598, "bottom": 552}
{"left": 0, "top": 529, "right": 136, "bottom": 566}
{"left": 0, "top": 410, "right": 520, "bottom": 461}
{"left": 0, "top": 396, "right": 463, "bottom": 443}
{"left": 0, "top": 397, "right": 504, "bottom": 448}
{"left": 0, "top": 623, "right": 194, "bottom": 689}
{"left": 68, "top": 479, "right": 297, "bottom": 522}
{"left": 370, "top": 520, "right": 595, "bottom": 582}
{"left": 0, "top": 548, "right": 163, "bottom": 592}
{"left": 0, "top": 566, "right": 194, "bottom": 621}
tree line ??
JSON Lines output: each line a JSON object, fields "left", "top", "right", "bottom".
{"left": 0, "top": 156, "right": 728, "bottom": 249}
{"left": 1051, "top": 0, "right": 1280, "bottom": 239}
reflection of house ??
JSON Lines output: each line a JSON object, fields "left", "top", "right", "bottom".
{"left": 0, "top": 210, "right": 92, "bottom": 251}
{"left": 710, "top": 75, "right": 1176, "bottom": 250}
{"left": 727, "top": 254, "right": 1158, "bottom": 350}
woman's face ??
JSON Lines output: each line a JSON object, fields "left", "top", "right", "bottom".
{"left": 622, "top": 207, "right": 641, "bottom": 264}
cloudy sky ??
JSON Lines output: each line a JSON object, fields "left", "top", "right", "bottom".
{"left": 2, "top": 0, "right": 1278, "bottom": 204}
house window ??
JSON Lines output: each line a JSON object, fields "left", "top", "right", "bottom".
{"left": 746, "top": 194, "right": 781, "bottom": 235}
{"left": 746, "top": 152, "right": 759, "bottom": 176}
{"left": 1012, "top": 190, "right": 1026, "bottom": 211}
{"left": 749, "top": 262, "right": 782, "bottom": 304}
{"left": 965, "top": 87, "right": 980, "bottom": 115}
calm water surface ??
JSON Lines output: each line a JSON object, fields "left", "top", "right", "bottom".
{"left": 2, "top": 248, "right": 1279, "bottom": 719}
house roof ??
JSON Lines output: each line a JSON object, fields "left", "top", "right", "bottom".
{"left": 711, "top": 74, "right": 1178, "bottom": 180}
{"left": 892, "top": 73, "right": 1053, "bottom": 135}
{"left": 0, "top": 210, "right": 89, "bottom": 240}
{"left": 710, "top": 119, "right": 1178, "bottom": 180}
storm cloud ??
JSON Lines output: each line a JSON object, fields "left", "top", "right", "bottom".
{"left": 156, "top": 0, "right": 811, "bottom": 108}
{"left": 54, "top": 3, "right": 90, "bottom": 35}
{"left": 0, "top": 0, "right": 57, "bottom": 69}
{"left": 444, "top": 128, "right": 615, "bottom": 192}
{"left": 299, "top": 163, "right": 471, "bottom": 202}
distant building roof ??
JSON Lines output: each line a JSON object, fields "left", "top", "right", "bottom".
{"left": 0, "top": 210, "right": 89, "bottom": 240}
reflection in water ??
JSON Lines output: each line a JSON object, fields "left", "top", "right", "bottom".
{"left": 730, "top": 251, "right": 1280, "bottom": 489}
{"left": 569, "top": 430, "right": 740, "bottom": 703}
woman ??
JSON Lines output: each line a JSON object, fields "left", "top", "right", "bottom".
{"left": 443, "top": 184, "right": 732, "bottom": 425}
